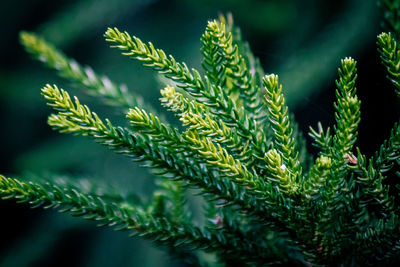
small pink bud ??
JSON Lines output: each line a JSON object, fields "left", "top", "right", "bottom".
{"left": 346, "top": 153, "right": 357, "bottom": 164}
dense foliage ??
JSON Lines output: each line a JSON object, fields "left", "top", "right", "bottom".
{"left": 1, "top": 3, "right": 400, "bottom": 266}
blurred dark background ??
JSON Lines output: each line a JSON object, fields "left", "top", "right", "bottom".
{"left": 0, "top": 0, "right": 399, "bottom": 266}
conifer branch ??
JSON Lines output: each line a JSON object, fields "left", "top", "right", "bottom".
{"left": 373, "top": 121, "right": 400, "bottom": 174}
{"left": 330, "top": 57, "right": 360, "bottom": 177}
{"left": 0, "top": 175, "right": 200, "bottom": 247}
{"left": 348, "top": 122, "right": 399, "bottom": 222}
{"left": 104, "top": 27, "right": 210, "bottom": 98}
{"left": 352, "top": 148, "right": 394, "bottom": 218}
{"left": 20, "top": 31, "right": 155, "bottom": 113}
{"left": 0, "top": 175, "right": 285, "bottom": 263}
{"left": 25, "top": 173, "right": 140, "bottom": 206}
{"left": 319, "top": 57, "right": 361, "bottom": 256}
{"left": 377, "top": 32, "right": 400, "bottom": 97}
{"left": 263, "top": 74, "right": 302, "bottom": 190}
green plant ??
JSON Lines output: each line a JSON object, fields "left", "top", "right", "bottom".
{"left": 1, "top": 6, "right": 400, "bottom": 265}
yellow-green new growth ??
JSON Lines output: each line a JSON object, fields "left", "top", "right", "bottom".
{"left": 263, "top": 74, "right": 302, "bottom": 191}
{"left": 160, "top": 85, "right": 260, "bottom": 167}
{"left": 20, "top": 31, "right": 151, "bottom": 112}
{"left": 264, "top": 149, "right": 296, "bottom": 195}
{"left": 42, "top": 84, "right": 108, "bottom": 135}
{"left": 160, "top": 85, "right": 206, "bottom": 115}
{"left": 105, "top": 27, "right": 207, "bottom": 95}
{"left": 183, "top": 131, "right": 272, "bottom": 199}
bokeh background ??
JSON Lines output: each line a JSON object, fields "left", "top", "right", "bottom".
{"left": 1, "top": 0, "right": 399, "bottom": 266}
